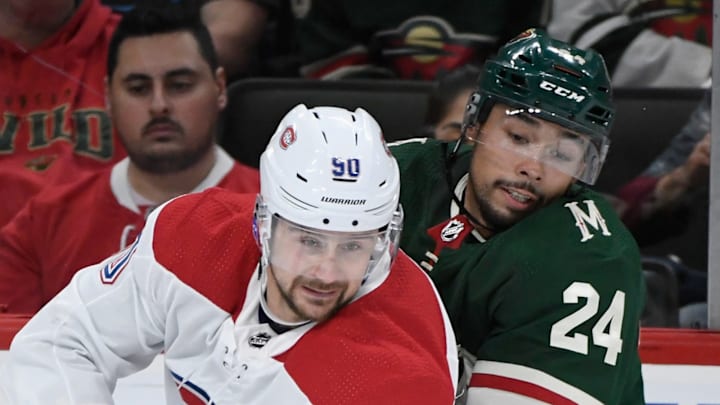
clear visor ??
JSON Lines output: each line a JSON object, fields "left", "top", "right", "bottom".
{"left": 464, "top": 107, "right": 609, "bottom": 185}
{"left": 266, "top": 212, "right": 402, "bottom": 283}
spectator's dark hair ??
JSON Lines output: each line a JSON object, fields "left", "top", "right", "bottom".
{"left": 107, "top": 1, "right": 218, "bottom": 79}
{"left": 424, "top": 64, "right": 483, "bottom": 126}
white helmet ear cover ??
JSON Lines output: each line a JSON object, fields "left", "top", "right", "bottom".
{"left": 259, "top": 103, "right": 401, "bottom": 233}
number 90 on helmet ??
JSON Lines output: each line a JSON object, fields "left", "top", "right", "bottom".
{"left": 255, "top": 104, "right": 404, "bottom": 280}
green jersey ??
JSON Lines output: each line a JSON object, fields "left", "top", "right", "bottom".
{"left": 391, "top": 138, "right": 645, "bottom": 405}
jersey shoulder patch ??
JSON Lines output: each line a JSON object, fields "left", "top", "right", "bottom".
{"left": 100, "top": 236, "right": 139, "bottom": 284}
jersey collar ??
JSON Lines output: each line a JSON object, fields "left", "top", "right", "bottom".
{"left": 450, "top": 173, "right": 486, "bottom": 243}
{"left": 110, "top": 145, "right": 235, "bottom": 214}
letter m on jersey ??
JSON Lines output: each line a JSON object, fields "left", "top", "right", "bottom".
{"left": 564, "top": 200, "right": 611, "bottom": 242}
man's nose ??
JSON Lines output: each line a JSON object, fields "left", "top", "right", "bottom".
{"left": 516, "top": 154, "right": 544, "bottom": 182}
{"left": 308, "top": 249, "right": 341, "bottom": 282}
{"left": 149, "top": 85, "right": 170, "bottom": 115}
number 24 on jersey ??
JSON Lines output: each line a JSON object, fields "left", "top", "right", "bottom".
{"left": 550, "top": 281, "right": 625, "bottom": 366}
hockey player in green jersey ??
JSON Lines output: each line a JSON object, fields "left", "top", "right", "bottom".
{"left": 391, "top": 28, "right": 645, "bottom": 404}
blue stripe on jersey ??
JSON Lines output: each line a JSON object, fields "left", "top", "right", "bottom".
{"left": 100, "top": 237, "right": 139, "bottom": 284}
{"left": 171, "top": 370, "right": 216, "bottom": 405}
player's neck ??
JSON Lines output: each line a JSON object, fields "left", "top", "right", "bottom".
{"left": 127, "top": 148, "right": 217, "bottom": 205}
{"left": 462, "top": 184, "right": 496, "bottom": 239}
{"left": 0, "top": 1, "right": 76, "bottom": 49}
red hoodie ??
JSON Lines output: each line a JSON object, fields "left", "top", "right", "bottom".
{"left": 0, "top": 0, "right": 124, "bottom": 226}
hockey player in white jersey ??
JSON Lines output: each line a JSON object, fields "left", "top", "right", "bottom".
{"left": 0, "top": 102, "right": 458, "bottom": 404}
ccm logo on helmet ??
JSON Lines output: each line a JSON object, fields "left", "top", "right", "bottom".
{"left": 539, "top": 80, "right": 585, "bottom": 103}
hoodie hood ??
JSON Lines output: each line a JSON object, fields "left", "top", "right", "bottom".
{"left": 0, "top": 0, "right": 119, "bottom": 56}
{"left": 0, "top": 0, "right": 124, "bottom": 194}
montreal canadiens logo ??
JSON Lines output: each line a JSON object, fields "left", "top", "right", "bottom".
{"left": 279, "top": 127, "right": 296, "bottom": 149}
{"left": 440, "top": 219, "right": 465, "bottom": 242}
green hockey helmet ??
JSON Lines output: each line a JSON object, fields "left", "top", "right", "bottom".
{"left": 463, "top": 28, "right": 615, "bottom": 184}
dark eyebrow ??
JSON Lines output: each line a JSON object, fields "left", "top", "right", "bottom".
{"left": 121, "top": 68, "right": 198, "bottom": 84}
{"left": 561, "top": 131, "right": 580, "bottom": 140}
{"left": 122, "top": 73, "right": 151, "bottom": 83}
{"left": 512, "top": 111, "right": 586, "bottom": 143}
{"left": 512, "top": 112, "right": 541, "bottom": 127}
{"left": 165, "top": 67, "right": 199, "bottom": 79}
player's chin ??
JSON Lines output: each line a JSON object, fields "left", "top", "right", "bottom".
{"left": 487, "top": 197, "right": 532, "bottom": 222}
{"left": 486, "top": 206, "right": 532, "bottom": 231}
{"left": 299, "top": 297, "right": 349, "bottom": 323}
{"left": 508, "top": 204, "right": 540, "bottom": 221}
{"left": 299, "top": 305, "right": 336, "bottom": 323}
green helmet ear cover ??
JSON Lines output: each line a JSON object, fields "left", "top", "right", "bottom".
{"left": 464, "top": 28, "right": 615, "bottom": 141}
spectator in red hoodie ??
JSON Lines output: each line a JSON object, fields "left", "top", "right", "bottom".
{"left": 0, "top": 4, "right": 260, "bottom": 314}
{"left": 0, "top": 0, "right": 124, "bottom": 227}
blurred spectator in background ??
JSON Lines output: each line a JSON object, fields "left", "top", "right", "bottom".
{"left": 615, "top": 88, "right": 710, "bottom": 317}
{"left": 0, "top": 4, "right": 259, "bottom": 314}
{"left": 262, "top": 0, "right": 550, "bottom": 80}
{"left": 201, "top": 0, "right": 268, "bottom": 79}
{"left": 616, "top": 89, "right": 709, "bottom": 266}
{"left": 0, "top": 0, "right": 123, "bottom": 227}
{"left": 102, "top": 0, "right": 269, "bottom": 80}
{"left": 549, "top": 0, "right": 711, "bottom": 88}
{"left": 416, "top": 64, "right": 481, "bottom": 141}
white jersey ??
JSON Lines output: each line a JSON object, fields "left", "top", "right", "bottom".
{"left": 548, "top": 0, "right": 711, "bottom": 88}
{"left": 0, "top": 189, "right": 458, "bottom": 404}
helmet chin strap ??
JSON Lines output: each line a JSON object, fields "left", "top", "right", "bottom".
{"left": 254, "top": 194, "right": 272, "bottom": 279}
{"left": 443, "top": 140, "right": 497, "bottom": 236}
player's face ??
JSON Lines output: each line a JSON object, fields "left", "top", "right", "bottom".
{"left": 464, "top": 104, "right": 581, "bottom": 235}
{"left": 265, "top": 219, "right": 377, "bottom": 324}
{"left": 107, "top": 31, "right": 226, "bottom": 174}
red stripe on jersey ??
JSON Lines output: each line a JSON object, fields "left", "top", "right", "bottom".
{"left": 178, "top": 386, "right": 211, "bottom": 405}
{"left": 470, "top": 373, "right": 577, "bottom": 405}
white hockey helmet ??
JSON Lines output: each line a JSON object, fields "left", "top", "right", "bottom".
{"left": 258, "top": 104, "right": 401, "bottom": 233}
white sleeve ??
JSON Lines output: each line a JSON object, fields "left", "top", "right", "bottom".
{"left": 611, "top": 30, "right": 712, "bottom": 88}
{"left": 547, "top": 0, "right": 626, "bottom": 41}
{"left": 548, "top": 0, "right": 711, "bottom": 88}
{"left": 0, "top": 212, "right": 171, "bottom": 404}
